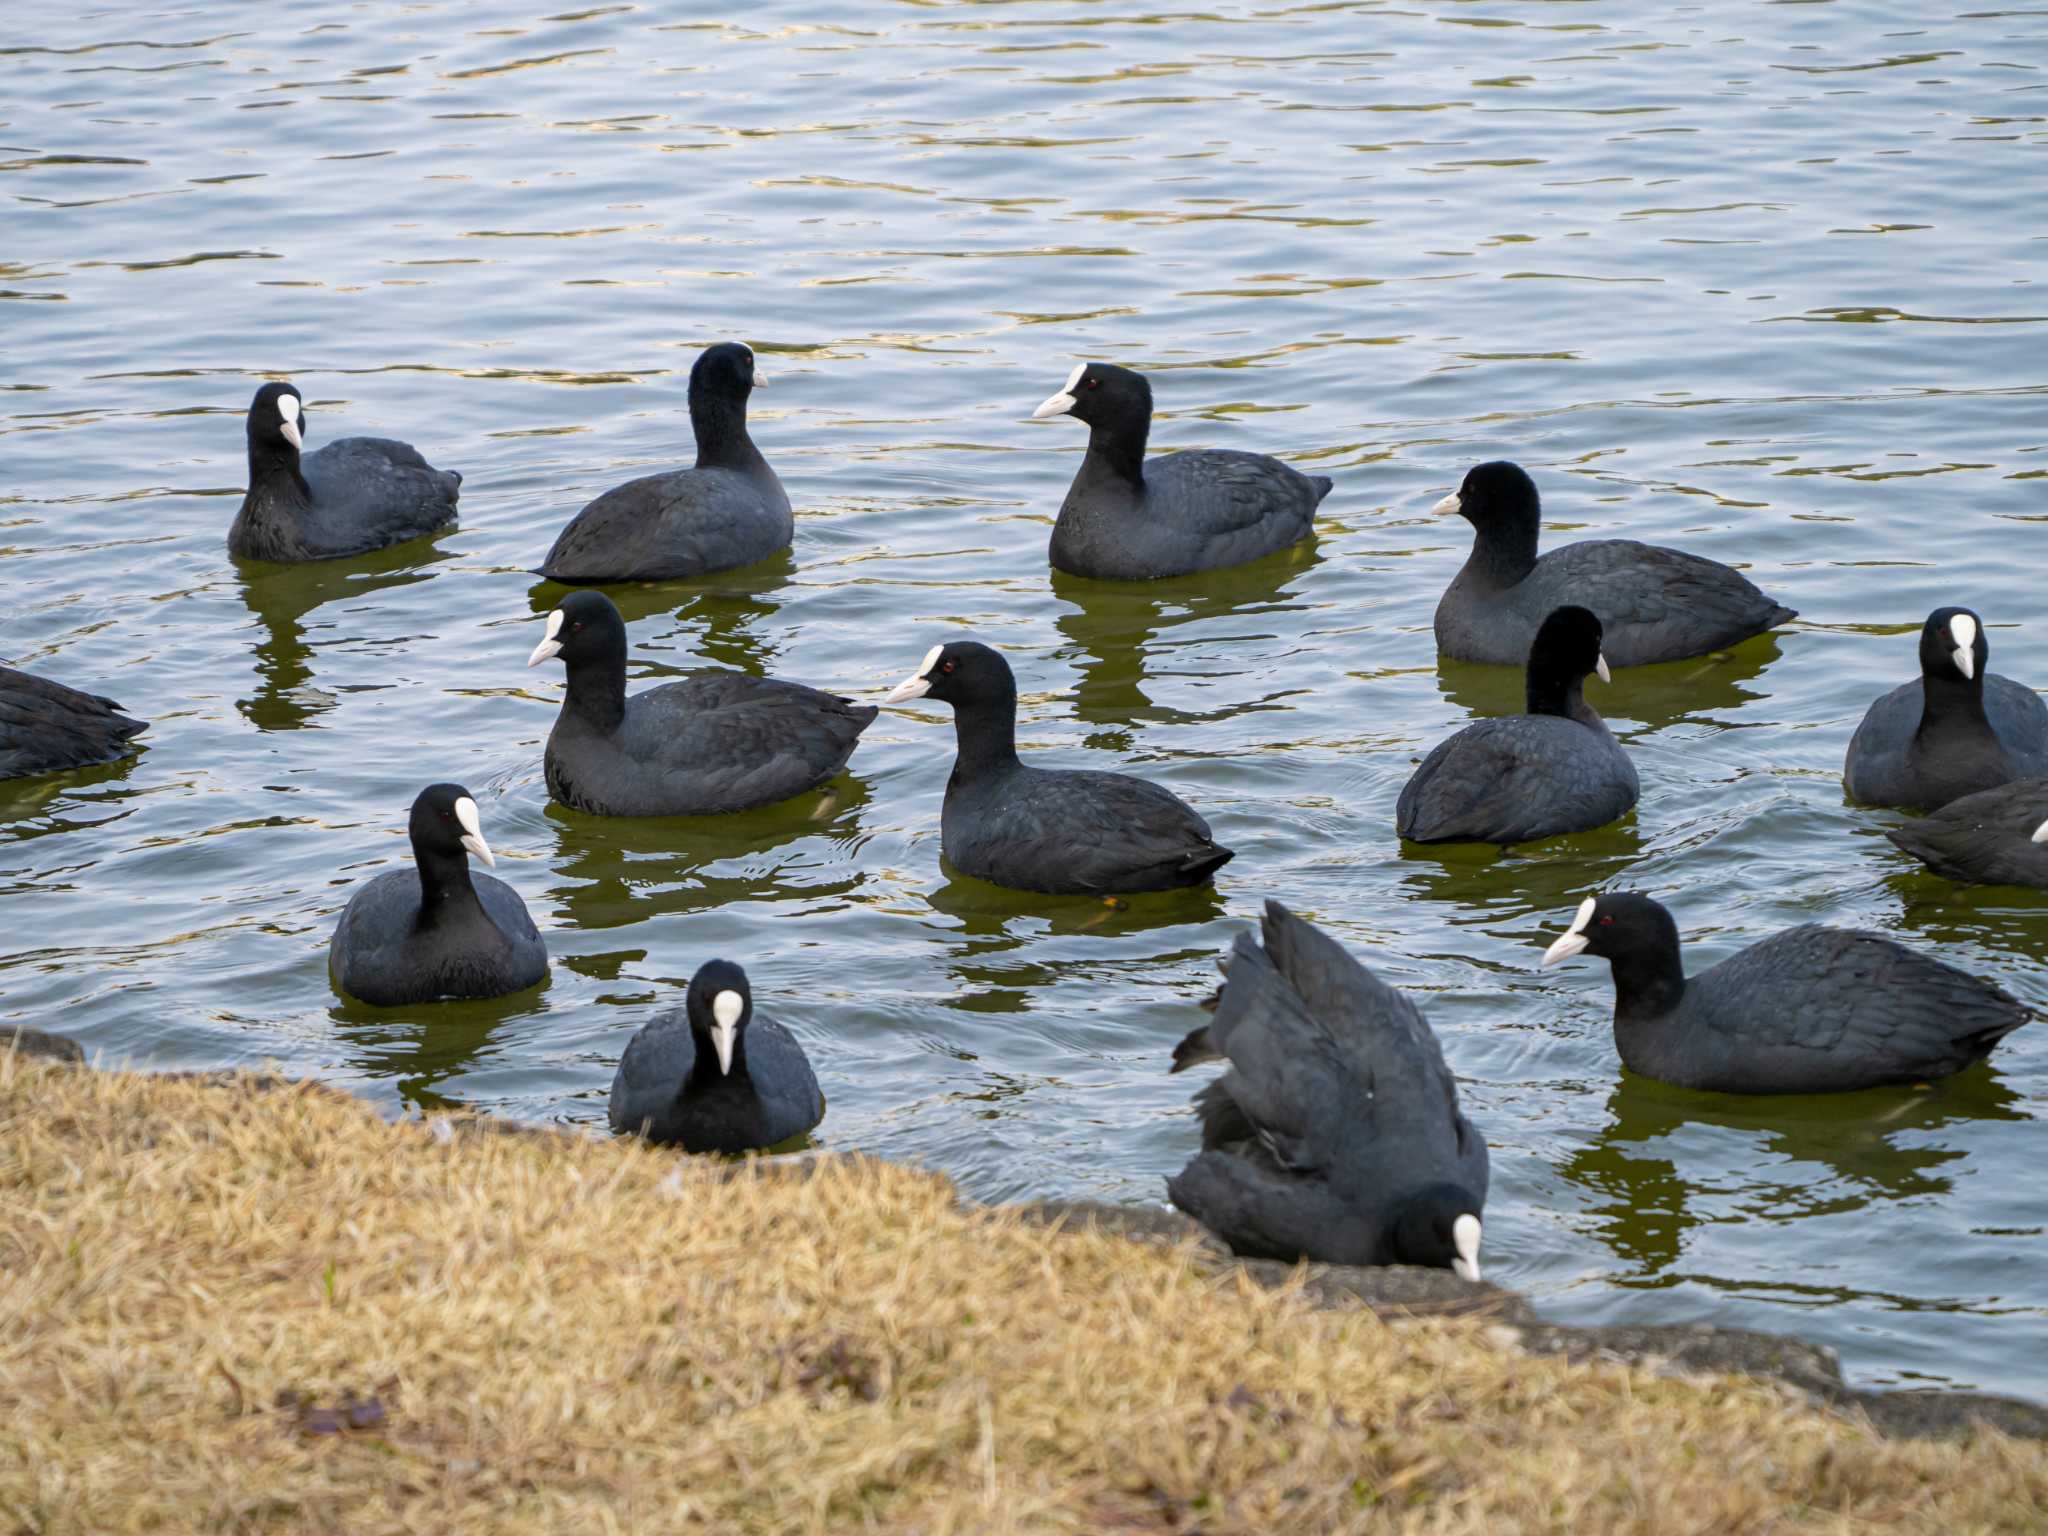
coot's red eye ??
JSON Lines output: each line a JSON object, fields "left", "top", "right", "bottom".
{"left": 941, "top": 660, "right": 955, "bottom": 674}
{"left": 1599, "top": 916, "right": 1613, "bottom": 926}
{"left": 1086, "top": 377, "right": 1100, "bottom": 389}
{"left": 572, "top": 621, "right": 584, "bottom": 633}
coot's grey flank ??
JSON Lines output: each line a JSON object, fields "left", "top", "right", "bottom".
{"left": 539, "top": 342, "right": 791, "bottom": 583}
{"left": 1432, "top": 460, "right": 1794, "bottom": 667}
{"left": 1843, "top": 606, "right": 2048, "bottom": 811}
{"left": 608, "top": 959, "right": 824, "bottom": 1153}
{"left": 229, "top": 382, "right": 460, "bottom": 563}
{"left": 1, "top": 665, "right": 146, "bottom": 780}
{"left": 527, "top": 589, "right": 874, "bottom": 817}
{"left": 1032, "top": 362, "right": 1328, "bottom": 580}
{"left": 1541, "top": 891, "right": 2030, "bottom": 1093}
{"left": 1168, "top": 901, "right": 1488, "bottom": 1276}
{"left": 882, "top": 639, "right": 1233, "bottom": 893}
{"left": 1397, "top": 605, "right": 1637, "bottom": 846}
{"left": 328, "top": 783, "right": 548, "bottom": 1007}
{"left": 1885, "top": 777, "right": 2048, "bottom": 888}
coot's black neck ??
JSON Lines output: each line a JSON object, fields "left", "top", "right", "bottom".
{"left": 683, "top": 1030, "right": 750, "bottom": 1097}
{"left": 1461, "top": 516, "right": 1540, "bottom": 589}
{"left": 561, "top": 635, "right": 630, "bottom": 735}
{"left": 246, "top": 434, "right": 312, "bottom": 507}
{"left": 412, "top": 844, "right": 483, "bottom": 930}
{"left": 1607, "top": 940, "right": 1688, "bottom": 1023}
{"left": 949, "top": 690, "right": 1022, "bottom": 780}
{"left": 1078, "top": 413, "right": 1149, "bottom": 493}
{"left": 1916, "top": 669, "right": 1996, "bottom": 744}
{"left": 1525, "top": 668, "right": 1588, "bottom": 721}
{"left": 691, "top": 386, "right": 768, "bottom": 476}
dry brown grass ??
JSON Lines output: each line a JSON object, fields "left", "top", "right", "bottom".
{"left": 2, "top": 1056, "right": 2043, "bottom": 1535}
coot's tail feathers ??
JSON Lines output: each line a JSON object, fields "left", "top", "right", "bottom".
{"left": 1310, "top": 475, "right": 1334, "bottom": 503}
{"left": 1183, "top": 843, "right": 1235, "bottom": 884}
{"left": 1768, "top": 603, "right": 1798, "bottom": 627}
{"left": 841, "top": 701, "right": 882, "bottom": 732}
{"left": 447, "top": 469, "right": 464, "bottom": 491}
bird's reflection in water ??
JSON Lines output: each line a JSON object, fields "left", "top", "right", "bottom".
{"left": 1433, "top": 631, "right": 1786, "bottom": 738}
{"left": 235, "top": 535, "right": 459, "bottom": 732}
{"left": 543, "top": 774, "right": 870, "bottom": 937}
{"left": 1049, "top": 540, "right": 1319, "bottom": 753}
{"left": 1562, "top": 1068, "right": 2028, "bottom": 1281}
{"left": 923, "top": 865, "right": 1225, "bottom": 1015}
{"left": 1396, "top": 819, "right": 1645, "bottom": 933}
{"left": 329, "top": 982, "right": 548, "bottom": 1114}
{"left": 525, "top": 549, "right": 795, "bottom": 680}
{"left": 0, "top": 752, "right": 146, "bottom": 841}
{"left": 1882, "top": 871, "right": 2048, "bottom": 981}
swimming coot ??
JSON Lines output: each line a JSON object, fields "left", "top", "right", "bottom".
{"left": 1540, "top": 891, "right": 2030, "bottom": 1093}
{"left": 229, "top": 382, "right": 460, "bottom": 563}
{"left": 1885, "top": 777, "right": 2048, "bottom": 888}
{"left": 883, "top": 639, "right": 1233, "bottom": 893}
{"left": 1843, "top": 607, "right": 2048, "bottom": 812}
{"left": 1397, "top": 605, "right": 1637, "bottom": 846}
{"left": 1032, "top": 362, "right": 1328, "bottom": 580}
{"left": 527, "top": 589, "right": 875, "bottom": 817}
{"left": 329, "top": 783, "right": 548, "bottom": 1006}
{"left": 1432, "top": 461, "right": 1794, "bottom": 667}
{"left": 1168, "top": 900, "right": 1488, "bottom": 1276}
{"left": 608, "top": 958, "right": 824, "bottom": 1152}
{"left": 539, "top": 343, "right": 791, "bottom": 583}
{"left": 1, "top": 665, "right": 146, "bottom": 780}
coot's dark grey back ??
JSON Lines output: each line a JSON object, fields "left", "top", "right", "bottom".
{"left": 1623, "top": 924, "right": 2029, "bottom": 1093}
{"left": 0, "top": 666, "right": 146, "bottom": 780}
{"left": 607, "top": 1009, "right": 822, "bottom": 1144}
{"left": 941, "top": 763, "right": 1231, "bottom": 895}
{"left": 1885, "top": 778, "right": 2048, "bottom": 888}
{"left": 292, "top": 437, "right": 460, "bottom": 559}
{"left": 539, "top": 464, "right": 792, "bottom": 582}
{"left": 329, "top": 868, "right": 546, "bottom": 1007}
{"left": 1050, "top": 448, "right": 1326, "bottom": 580}
{"left": 1396, "top": 714, "right": 1638, "bottom": 845}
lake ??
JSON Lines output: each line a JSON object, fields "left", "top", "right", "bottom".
{"left": 4, "top": 0, "right": 2044, "bottom": 1397}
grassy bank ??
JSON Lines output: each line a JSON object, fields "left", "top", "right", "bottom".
{"left": 3, "top": 1054, "right": 2043, "bottom": 1534}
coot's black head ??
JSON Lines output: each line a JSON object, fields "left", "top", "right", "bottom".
{"left": 527, "top": 589, "right": 627, "bottom": 670}
{"left": 1385, "top": 1186, "right": 1485, "bottom": 1281}
{"left": 1528, "top": 605, "right": 1610, "bottom": 690}
{"left": 882, "top": 639, "right": 1017, "bottom": 710}
{"left": 1919, "top": 606, "right": 1987, "bottom": 686}
{"left": 686, "top": 958, "right": 753, "bottom": 1077}
{"left": 1540, "top": 890, "right": 1678, "bottom": 970}
{"left": 1433, "top": 460, "right": 1539, "bottom": 531}
{"left": 407, "top": 781, "right": 494, "bottom": 868}
{"left": 247, "top": 381, "right": 306, "bottom": 455}
{"left": 689, "top": 341, "right": 767, "bottom": 405}
{"left": 1030, "top": 360, "right": 1152, "bottom": 431}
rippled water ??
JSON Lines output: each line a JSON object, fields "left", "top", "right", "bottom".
{"left": 5, "top": 1, "right": 2046, "bottom": 1396}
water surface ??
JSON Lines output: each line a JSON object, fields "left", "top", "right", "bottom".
{"left": 5, "top": 0, "right": 2045, "bottom": 1396}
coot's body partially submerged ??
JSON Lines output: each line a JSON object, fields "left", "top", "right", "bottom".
{"left": 1432, "top": 461, "right": 1794, "bottom": 667}
{"left": 0, "top": 665, "right": 146, "bottom": 780}
{"left": 883, "top": 639, "right": 1232, "bottom": 894}
{"left": 230, "top": 382, "right": 460, "bottom": 564}
{"left": 1844, "top": 607, "right": 2048, "bottom": 812}
{"left": 1885, "top": 778, "right": 2048, "bottom": 888}
{"left": 1397, "top": 605, "right": 1637, "bottom": 846}
{"left": 1168, "top": 901, "right": 1488, "bottom": 1276}
{"left": 1032, "top": 363, "right": 1328, "bottom": 580}
{"left": 329, "top": 784, "right": 548, "bottom": 1007}
{"left": 608, "top": 959, "right": 824, "bottom": 1153}
{"left": 527, "top": 590, "right": 874, "bottom": 817}
{"left": 540, "top": 343, "right": 791, "bottom": 583}
{"left": 1541, "top": 892, "right": 2030, "bottom": 1094}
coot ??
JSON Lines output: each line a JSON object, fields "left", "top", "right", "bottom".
{"left": 1541, "top": 891, "right": 2030, "bottom": 1093}
{"left": 1885, "top": 778, "right": 2048, "bottom": 888}
{"left": 329, "top": 783, "right": 548, "bottom": 1006}
{"left": 229, "top": 382, "right": 460, "bottom": 563}
{"left": 1032, "top": 362, "right": 1328, "bottom": 580}
{"left": 1432, "top": 461, "right": 1794, "bottom": 667}
{"left": 527, "top": 589, "right": 874, "bottom": 816}
{"left": 883, "top": 639, "right": 1232, "bottom": 893}
{"left": 1397, "top": 605, "right": 1637, "bottom": 845}
{"left": 608, "top": 959, "right": 824, "bottom": 1152}
{"left": 539, "top": 343, "right": 791, "bottom": 582}
{"left": 1843, "top": 607, "right": 2048, "bottom": 811}
{"left": 1, "top": 665, "right": 146, "bottom": 780}
{"left": 1168, "top": 900, "right": 1488, "bottom": 1275}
